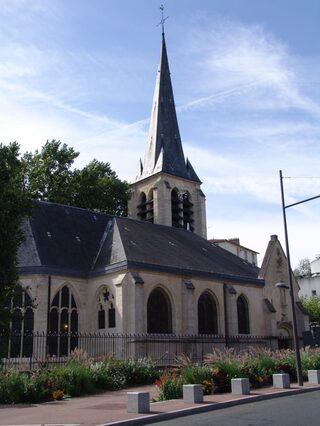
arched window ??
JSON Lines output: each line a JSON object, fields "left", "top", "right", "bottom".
{"left": 171, "top": 189, "right": 182, "bottom": 228}
{"left": 198, "top": 291, "right": 218, "bottom": 334}
{"left": 147, "top": 288, "right": 172, "bottom": 334}
{"left": 182, "top": 192, "right": 194, "bottom": 231}
{"left": 97, "top": 287, "right": 116, "bottom": 331}
{"left": 48, "top": 286, "right": 78, "bottom": 356}
{"left": 137, "top": 192, "right": 147, "bottom": 220}
{"left": 237, "top": 295, "right": 250, "bottom": 334}
{"left": 7, "top": 285, "right": 34, "bottom": 357}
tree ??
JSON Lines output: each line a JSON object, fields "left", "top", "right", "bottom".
{"left": 0, "top": 142, "right": 33, "bottom": 333}
{"left": 300, "top": 295, "right": 320, "bottom": 325}
{"left": 23, "top": 140, "right": 130, "bottom": 215}
{"left": 294, "top": 258, "right": 311, "bottom": 277}
{"left": 22, "top": 140, "right": 79, "bottom": 205}
{"left": 72, "top": 160, "right": 130, "bottom": 216}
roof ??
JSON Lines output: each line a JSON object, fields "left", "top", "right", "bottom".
{"left": 210, "top": 238, "right": 259, "bottom": 254}
{"left": 18, "top": 201, "right": 263, "bottom": 285}
{"left": 136, "top": 34, "right": 200, "bottom": 183}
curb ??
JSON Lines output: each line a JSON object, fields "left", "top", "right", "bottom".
{"left": 102, "top": 386, "right": 320, "bottom": 426}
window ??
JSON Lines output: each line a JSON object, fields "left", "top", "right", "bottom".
{"left": 48, "top": 286, "right": 78, "bottom": 356}
{"left": 6, "top": 285, "right": 34, "bottom": 357}
{"left": 147, "top": 288, "right": 172, "bottom": 333}
{"left": 97, "top": 287, "right": 116, "bottom": 330}
{"left": 198, "top": 292, "right": 218, "bottom": 334}
{"left": 312, "top": 290, "right": 317, "bottom": 296}
{"left": 237, "top": 295, "right": 250, "bottom": 334}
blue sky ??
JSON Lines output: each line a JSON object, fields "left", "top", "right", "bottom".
{"left": 1, "top": 0, "right": 320, "bottom": 267}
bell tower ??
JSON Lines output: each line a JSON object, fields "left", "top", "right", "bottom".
{"left": 128, "top": 31, "right": 207, "bottom": 238}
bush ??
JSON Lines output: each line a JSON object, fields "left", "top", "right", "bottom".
{"left": 272, "top": 350, "right": 297, "bottom": 381}
{"left": 0, "top": 371, "right": 27, "bottom": 404}
{"left": 119, "top": 358, "right": 159, "bottom": 386}
{"left": 183, "top": 364, "right": 211, "bottom": 384}
{"left": 90, "top": 360, "right": 126, "bottom": 390}
{"left": 301, "top": 348, "right": 320, "bottom": 379}
{"left": 155, "top": 370, "right": 184, "bottom": 400}
{"left": 60, "top": 361, "right": 96, "bottom": 396}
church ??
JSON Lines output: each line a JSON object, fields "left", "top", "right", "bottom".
{"left": 14, "top": 31, "right": 308, "bottom": 359}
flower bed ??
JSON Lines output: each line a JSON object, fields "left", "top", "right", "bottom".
{"left": 154, "top": 347, "right": 320, "bottom": 400}
{"left": 0, "top": 351, "right": 158, "bottom": 404}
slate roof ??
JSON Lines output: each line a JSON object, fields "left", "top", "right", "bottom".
{"left": 18, "top": 201, "right": 263, "bottom": 286}
{"left": 136, "top": 34, "right": 200, "bottom": 183}
{"left": 18, "top": 202, "right": 113, "bottom": 277}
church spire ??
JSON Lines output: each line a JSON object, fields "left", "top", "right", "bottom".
{"left": 137, "top": 31, "right": 201, "bottom": 183}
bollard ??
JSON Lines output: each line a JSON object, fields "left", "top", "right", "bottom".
{"left": 273, "top": 373, "right": 290, "bottom": 389}
{"left": 231, "top": 378, "right": 250, "bottom": 395}
{"left": 127, "top": 392, "right": 150, "bottom": 413}
{"left": 308, "top": 370, "right": 320, "bottom": 384}
{"left": 183, "top": 384, "right": 203, "bottom": 403}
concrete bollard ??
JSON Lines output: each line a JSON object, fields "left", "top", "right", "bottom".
{"left": 308, "top": 370, "right": 320, "bottom": 384}
{"left": 127, "top": 392, "right": 150, "bottom": 413}
{"left": 273, "top": 373, "right": 290, "bottom": 389}
{"left": 183, "top": 384, "right": 203, "bottom": 403}
{"left": 231, "top": 378, "right": 250, "bottom": 395}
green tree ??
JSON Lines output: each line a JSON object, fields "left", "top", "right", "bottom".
{"left": 23, "top": 140, "right": 130, "bottom": 215}
{"left": 0, "top": 142, "right": 33, "bottom": 333}
{"left": 300, "top": 295, "right": 320, "bottom": 325}
{"left": 72, "top": 160, "right": 130, "bottom": 215}
{"left": 294, "top": 258, "right": 311, "bottom": 277}
{"left": 23, "top": 140, "right": 79, "bottom": 205}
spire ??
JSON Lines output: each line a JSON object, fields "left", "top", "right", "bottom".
{"left": 137, "top": 33, "right": 201, "bottom": 183}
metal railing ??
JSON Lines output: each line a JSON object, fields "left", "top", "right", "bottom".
{"left": 0, "top": 331, "right": 293, "bottom": 371}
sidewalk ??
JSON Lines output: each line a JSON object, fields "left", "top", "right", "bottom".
{"left": 1, "top": 382, "right": 320, "bottom": 426}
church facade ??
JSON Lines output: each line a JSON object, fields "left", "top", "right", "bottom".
{"left": 13, "top": 32, "right": 308, "bottom": 360}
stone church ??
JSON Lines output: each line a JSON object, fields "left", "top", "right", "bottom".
{"left": 13, "top": 32, "right": 308, "bottom": 358}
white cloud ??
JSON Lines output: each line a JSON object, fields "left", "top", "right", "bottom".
{"left": 181, "top": 19, "right": 320, "bottom": 118}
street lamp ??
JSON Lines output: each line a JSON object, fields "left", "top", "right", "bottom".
{"left": 279, "top": 170, "right": 320, "bottom": 386}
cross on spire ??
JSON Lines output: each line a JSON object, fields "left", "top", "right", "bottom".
{"left": 158, "top": 4, "right": 169, "bottom": 35}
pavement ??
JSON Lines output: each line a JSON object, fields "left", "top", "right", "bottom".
{"left": 1, "top": 382, "right": 320, "bottom": 426}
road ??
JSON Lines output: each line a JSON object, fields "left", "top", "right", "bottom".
{"left": 152, "top": 391, "right": 320, "bottom": 426}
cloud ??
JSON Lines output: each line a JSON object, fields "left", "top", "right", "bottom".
{"left": 180, "top": 19, "right": 320, "bottom": 118}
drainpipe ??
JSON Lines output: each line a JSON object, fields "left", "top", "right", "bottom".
{"left": 223, "top": 283, "right": 229, "bottom": 347}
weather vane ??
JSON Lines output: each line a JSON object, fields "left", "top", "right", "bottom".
{"left": 157, "top": 4, "right": 169, "bottom": 34}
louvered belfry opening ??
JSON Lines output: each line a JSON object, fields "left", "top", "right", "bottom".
{"left": 182, "top": 192, "right": 194, "bottom": 231}
{"left": 137, "top": 192, "right": 147, "bottom": 220}
{"left": 171, "top": 188, "right": 182, "bottom": 227}
{"left": 137, "top": 190, "right": 154, "bottom": 222}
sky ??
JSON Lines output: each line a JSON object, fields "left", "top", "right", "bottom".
{"left": 1, "top": 0, "right": 320, "bottom": 267}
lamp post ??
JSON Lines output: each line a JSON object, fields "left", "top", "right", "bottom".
{"left": 279, "top": 170, "right": 320, "bottom": 386}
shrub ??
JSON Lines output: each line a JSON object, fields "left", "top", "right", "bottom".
{"left": 0, "top": 371, "right": 27, "bottom": 404}
{"left": 60, "top": 361, "right": 96, "bottom": 396}
{"left": 23, "top": 371, "right": 52, "bottom": 402}
{"left": 155, "top": 370, "right": 184, "bottom": 400}
{"left": 272, "top": 350, "right": 297, "bottom": 381}
{"left": 183, "top": 364, "right": 211, "bottom": 385}
{"left": 108, "top": 358, "right": 158, "bottom": 386}
{"left": 301, "top": 347, "right": 320, "bottom": 376}
{"left": 90, "top": 360, "right": 126, "bottom": 390}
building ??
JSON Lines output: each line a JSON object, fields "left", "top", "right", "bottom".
{"left": 298, "top": 256, "right": 320, "bottom": 298}
{"left": 210, "top": 238, "right": 258, "bottom": 266}
{"left": 12, "top": 31, "right": 308, "bottom": 360}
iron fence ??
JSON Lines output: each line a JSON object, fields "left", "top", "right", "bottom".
{"left": 0, "top": 332, "right": 293, "bottom": 371}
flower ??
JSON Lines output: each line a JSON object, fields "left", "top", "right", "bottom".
{"left": 52, "top": 389, "right": 64, "bottom": 400}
